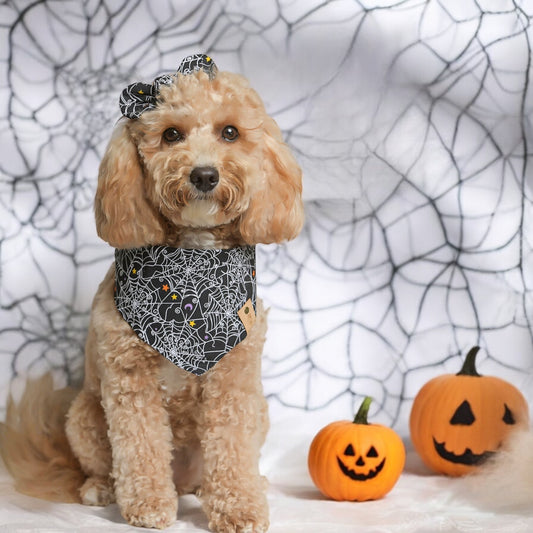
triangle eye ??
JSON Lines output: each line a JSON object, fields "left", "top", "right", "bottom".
{"left": 344, "top": 444, "right": 355, "bottom": 456}
{"left": 366, "top": 446, "right": 378, "bottom": 458}
{"left": 503, "top": 404, "right": 515, "bottom": 425}
{"left": 450, "top": 400, "right": 475, "bottom": 425}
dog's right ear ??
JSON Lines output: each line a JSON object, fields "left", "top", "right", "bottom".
{"left": 94, "top": 120, "right": 165, "bottom": 248}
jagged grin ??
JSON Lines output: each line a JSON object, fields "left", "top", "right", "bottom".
{"left": 336, "top": 457, "right": 386, "bottom": 481}
{"left": 432, "top": 437, "right": 495, "bottom": 465}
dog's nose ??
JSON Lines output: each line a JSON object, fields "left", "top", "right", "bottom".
{"left": 190, "top": 166, "right": 219, "bottom": 192}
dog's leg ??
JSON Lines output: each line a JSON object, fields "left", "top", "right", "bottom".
{"left": 66, "top": 389, "right": 114, "bottom": 506}
{"left": 197, "top": 315, "right": 270, "bottom": 533}
{"left": 165, "top": 378, "right": 204, "bottom": 495}
{"left": 100, "top": 346, "right": 178, "bottom": 530}
{"left": 198, "top": 373, "right": 269, "bottom": 533}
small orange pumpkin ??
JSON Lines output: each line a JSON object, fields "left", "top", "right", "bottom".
{"left": 308, "top": 397, "right": 405, "bottom": 501}
{"left": 409, "top": 346, "right": 530, "bottom": 476}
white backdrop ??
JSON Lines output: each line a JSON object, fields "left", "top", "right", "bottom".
{"left": 1, "top": 0, "right": 532, "bottom": 438}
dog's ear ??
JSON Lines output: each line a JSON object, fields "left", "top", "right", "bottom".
{"left": 239, "top": 117, "right": 304, "bottom": 244}
{"left": 94, "top": 121, "right": 165, "bottom": 248}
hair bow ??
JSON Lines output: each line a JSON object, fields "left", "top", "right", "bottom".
{"left": 119, "top": 54, "right": 218, "bottom": 120}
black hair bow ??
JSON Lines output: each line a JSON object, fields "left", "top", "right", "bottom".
{"left": 119, "top": 54, "right": 218, "bottom": 119}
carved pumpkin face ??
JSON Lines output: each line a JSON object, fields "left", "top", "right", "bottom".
{"left": 409, "top": 347, "right": 530, "bottom": 476}
{"left": 337, "top": 442, "right": 386, "bottom": 481}
{"left": 308, "top": 398, "right": 405, "bottom": 501}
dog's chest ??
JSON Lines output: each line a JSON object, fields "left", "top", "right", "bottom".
{"left": 159, "top": 356, "right": 191, "bottom": 398}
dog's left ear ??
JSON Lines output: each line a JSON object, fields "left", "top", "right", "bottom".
{"left": 239, "top": 117, "right": 304, "bottom": 244}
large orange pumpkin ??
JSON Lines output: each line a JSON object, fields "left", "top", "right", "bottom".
{"left": 409, "top": 346, "right": 530, "bottom": 476}
{"left": 308, "top": 397, "right": 405, "bottom": 501}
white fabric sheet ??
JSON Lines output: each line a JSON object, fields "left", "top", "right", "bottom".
{"left": 2, "top": 414, "right": 532, "bottom": 533}
{"left": 2, "top": 2, "right": 533, "bottom": 531}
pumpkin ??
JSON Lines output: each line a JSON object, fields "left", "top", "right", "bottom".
{"left": 409, "top": 346, "right": 530, "bottom": 477}
{"left": 308, "top": 397, "right": 405, "bottom": 501}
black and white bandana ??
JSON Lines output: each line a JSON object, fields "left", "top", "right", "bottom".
{"left": 119, "top": 53, "right": 218, "bottom": 119}
{"left": 114, "top": 245, "right": 257, "bottom": 375}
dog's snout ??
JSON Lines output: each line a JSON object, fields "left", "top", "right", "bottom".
{"left": 190, "top": 166, "right": 219, "bottom": 193}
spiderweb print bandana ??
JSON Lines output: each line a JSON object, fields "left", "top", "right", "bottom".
{"left": 114, "top": 245, "right": 257, "bottom": 375}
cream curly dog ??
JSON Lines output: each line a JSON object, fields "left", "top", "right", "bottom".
{"left": 0, "top": 54, "right": 303, "bottom": 532}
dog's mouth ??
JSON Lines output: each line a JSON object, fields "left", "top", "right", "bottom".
{"left": 178, "top": 198, "right": 226, "bottom": 228}
{"left": 157, "top": 184, "right": 246, "bottom": 230}
{"left": 157, "top": 166, "right": 248, "bottom": 226}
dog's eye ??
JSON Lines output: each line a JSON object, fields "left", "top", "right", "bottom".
{"left": 221, "top": 125, "right": 239, "bottom": 142}
{"left": 162, "top": 128, "right": 184, "bottom": 143}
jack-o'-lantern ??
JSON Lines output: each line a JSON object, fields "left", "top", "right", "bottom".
{"left": 409, "top": 346, "right": 530, "bottom": 476}
{"left": 308, "top": 397, "right": 405, "bottom": 501}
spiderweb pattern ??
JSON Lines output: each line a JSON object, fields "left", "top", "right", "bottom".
{"left": 114, "top": 245, "right": 256, "bottom": 375}
{"left": 1, "top": 0, "right": 532, "bottom": 433}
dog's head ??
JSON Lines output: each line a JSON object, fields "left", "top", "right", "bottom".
{"left": 95, "top": 59, "right": 304, "bottom": 248}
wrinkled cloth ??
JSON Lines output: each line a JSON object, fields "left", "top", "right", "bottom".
{"left": 2, "top": 414, "right": 533, "bottom": 532}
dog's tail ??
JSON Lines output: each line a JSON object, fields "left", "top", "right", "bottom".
{"left": 0, "top": 374, "right": 84, "bottom": 503}
{"left": 463, "top": 428, "right": 533, "bottom": 509}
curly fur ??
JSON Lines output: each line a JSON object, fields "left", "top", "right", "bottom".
{"left": 460, "top": 428, "right": 533, "bottom": 510}
{"left": 1, "top": 69, "right": 304, "bottom": 532}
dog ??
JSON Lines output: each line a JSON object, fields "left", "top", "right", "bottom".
{"left": 0, "top": 54, "right": 304, "bottom": 532}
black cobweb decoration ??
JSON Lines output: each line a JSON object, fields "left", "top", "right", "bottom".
{"left": 1, "top": 0, "right": 532, "bottom": 434}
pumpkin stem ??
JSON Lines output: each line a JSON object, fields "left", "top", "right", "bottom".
{"left": 457, "top": 346, "right": 482, "bottom": 377}
{"left": 353, "top": 396, "right": 373, "bottom": 425}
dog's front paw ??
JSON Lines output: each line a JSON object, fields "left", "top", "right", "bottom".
{"left": 210, "top": 518, "right": 268, "bottom": 533}
{"left": 203, "top": 486, "right": 269, "bottom": 533}
{"left": 207, "top": 509, "right": 269, "bottom": 533}
{"left": 121, "top": 496, "right": 178, "bottom": 530}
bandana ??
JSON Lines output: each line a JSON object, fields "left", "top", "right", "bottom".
{"left": 119, "top": 53, "right": 218, "bottom": 119}
{"left": 114, "top": 245, "right": 257, "bottom": 375}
